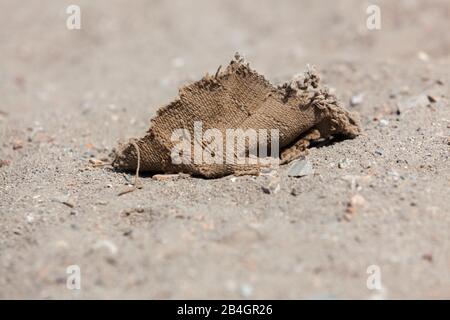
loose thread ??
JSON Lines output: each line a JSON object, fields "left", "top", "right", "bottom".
{"left": 118, "top": 139, "right": 142, "bottom": 196}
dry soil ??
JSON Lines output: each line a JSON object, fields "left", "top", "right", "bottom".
{"left": 0, "top": 0, "right": 449, "bottom": 299}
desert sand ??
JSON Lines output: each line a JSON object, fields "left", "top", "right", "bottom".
{"left": 0, "top": 0, "right": 449, "bottom": 299}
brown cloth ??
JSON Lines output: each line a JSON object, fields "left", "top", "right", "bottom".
{"left": 112, "top": 55, "right": 360, "bottom": 178}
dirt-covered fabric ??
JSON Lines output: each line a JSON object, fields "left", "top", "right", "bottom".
{"left": 112, "top": 56, "right": 360, "bottom": 178}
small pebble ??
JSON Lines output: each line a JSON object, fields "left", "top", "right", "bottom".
{"left": 152, "top": 174, "right": 180, "bottom": 181}
{"left": 12, "top": 140, "right": 24, "bottom": 150}
{"left": 261, "top": 177, "right": 280, "bottom": 194}
{"left": 421, "top": 253, "right": 433, "bottom": 263}
{"left": 0, "top": 159, "right": 10, "bottom": 167}
{"left": 26, "top": 214, "right": 35, "bottom": 223}
{"left": 89, "top": 158, "right": 104, "bottom": 166}
{"left": 417, "top": 51, "right": 430, "bottom": 62}
{"left": 427, "top": 95, "right": 438, "bottom": 103}
{"left": 288, "top": 159, "right": 314, "bottom": 177}
{"left": 240, "top": 284, "right": 253, "bottom": 298}
{"left": 350, "top": 93, "right": 364, "bottom": 106}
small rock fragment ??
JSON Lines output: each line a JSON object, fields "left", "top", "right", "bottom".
{"left": 0, "top": 159, "right": 10, "bottom": 168}
{"left": 152, "top": 174, "right": 180, "bottom": 181}
{"left": 26, "top": 214, "right": 35, "bottom": 224}
{"left": 417, "top": 51, "right": 430, "bottom": 62}
{"left": 262, "top": 176, "right": 280, "bottom": 194}
{"left": 288, "top": 159, "right": 314, "bottom": 177}
{"left": 427, "top": 95, "right": 438, "bottom": 103}
{"left": 421, "top": 253, "right": 433, "bottom": 263}
{"left": 12, "top": 140, "right": 24, "bottom": 150}
{"left": 240, "top": 284, "right": 253, "bottom": 298}
{"left": 89, "top": 158, "right": 104, "bottom": 166}
{"left": 350, "top": 93, "right": 364, "bottom": 107}
{"left": 123, "top": 230, "right": 133, "bottom": 237}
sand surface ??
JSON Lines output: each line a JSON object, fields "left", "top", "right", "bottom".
{"left": 0, "top": 0, "right": 449, "bottom": 299}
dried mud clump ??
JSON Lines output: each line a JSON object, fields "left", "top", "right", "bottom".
{"left": 113, "top": 55, "right": 360, "bottom": 178}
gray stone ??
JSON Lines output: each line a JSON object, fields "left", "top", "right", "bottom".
{"left": 288, "top": 159, "right": 314, "bottom": 177}
{"left": 261, "top": 176, "right": 281, "bottom": 194}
